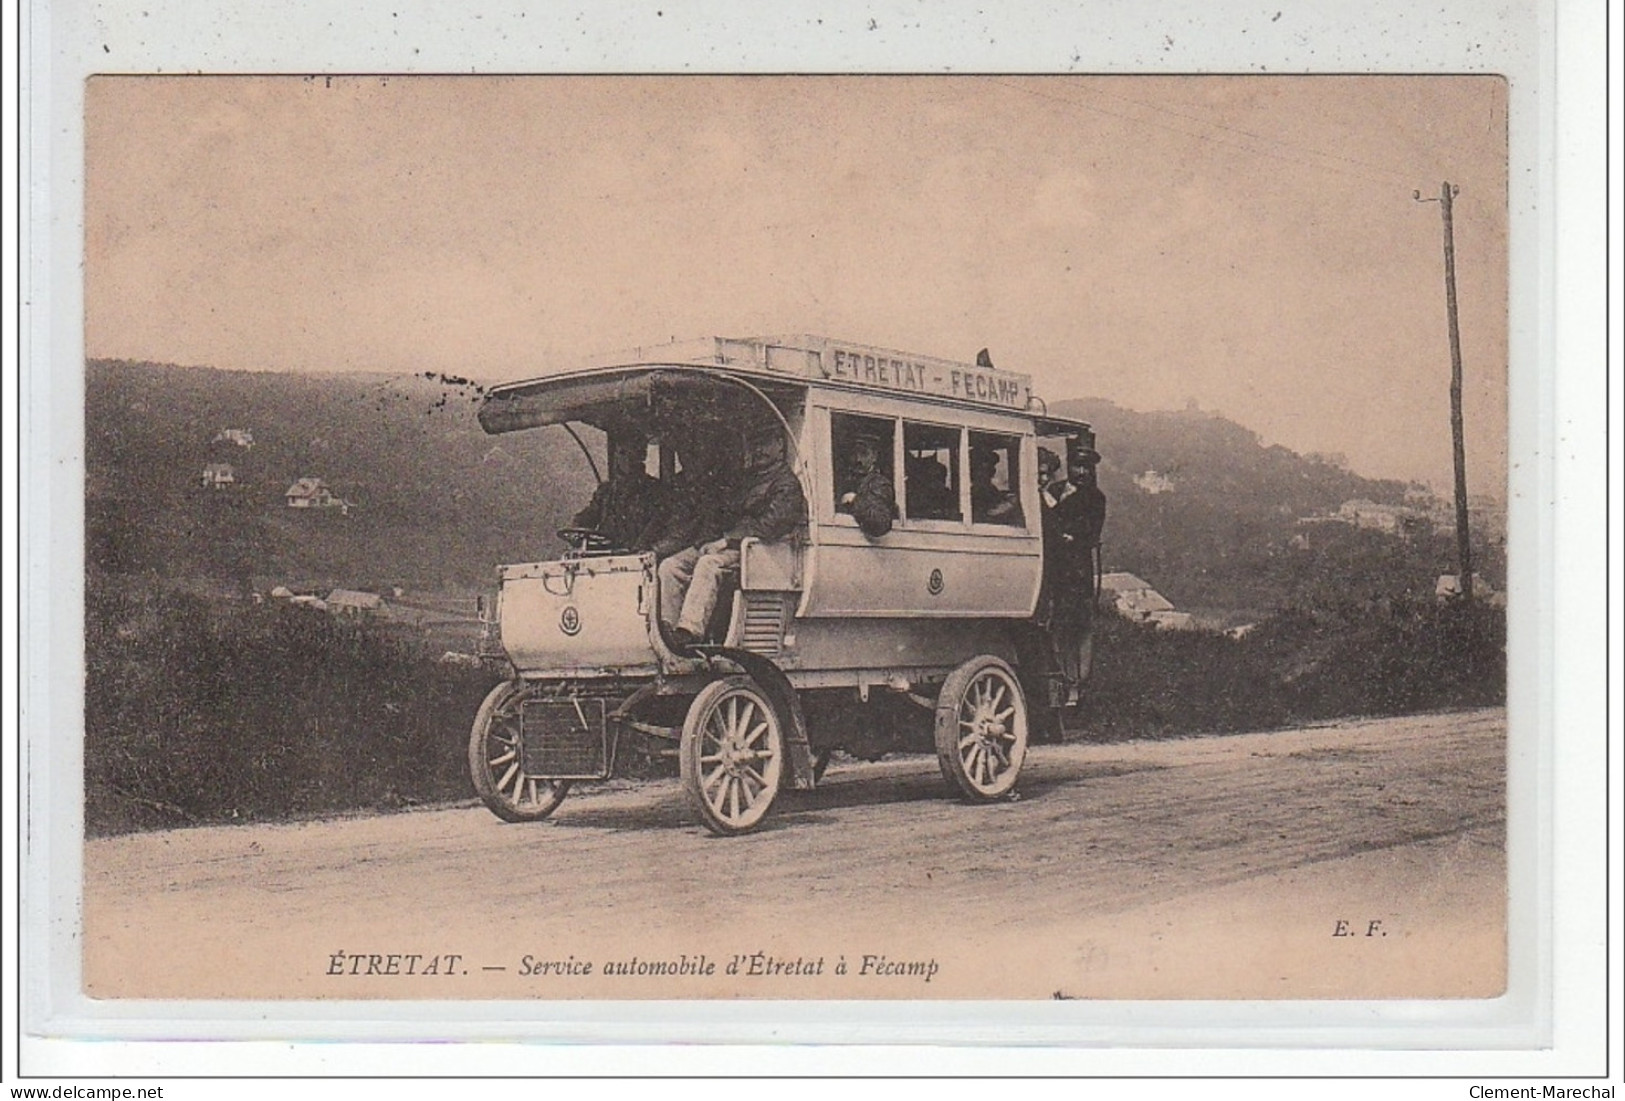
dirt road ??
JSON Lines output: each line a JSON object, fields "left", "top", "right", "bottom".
{"left": 83, "top": 708, "right": 1505, "bottom": 1000}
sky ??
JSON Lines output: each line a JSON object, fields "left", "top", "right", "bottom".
{"left": 84, "top": 75, "right": 1507, "bottom": 494}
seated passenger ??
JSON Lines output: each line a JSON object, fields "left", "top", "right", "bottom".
{"left": 637, "top": 438, "right": 728, "bottom": 559}
{"left": 970, "top": 444, "right": 1022, "bottom": 525}
{"left": 570, "top": 432, "right": 664, "bottom": 551}
{"left": 905, "top": 452, "right": 957, "bottom": 520}
{"left": 658, "top": 431, "right": 805, "bottom": 650}
{"left": 838, "top": 432, "right": 896, "bottom": 539}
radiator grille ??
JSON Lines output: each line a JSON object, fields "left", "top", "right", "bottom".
{"left": 738, "top": 593, "right": 790, "bottom": 655}
{"left": 519, "top": 698, "right": 610, "bottom": 778}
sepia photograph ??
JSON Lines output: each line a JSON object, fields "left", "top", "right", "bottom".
{"left": 71, "top": 73, "right": 1516, "bottom": 1005}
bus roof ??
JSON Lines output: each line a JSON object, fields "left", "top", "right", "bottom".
{"left": 495, "top": 335, "right": 1038, "bottom": 406}
{"left": 478, "top": 336, "right": 1094, "bottom": 438}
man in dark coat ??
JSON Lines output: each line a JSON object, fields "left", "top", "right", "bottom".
{"left": 570, "top": 432, "right": 663, "bottom": 551}
{"left": 659, "top": 430, "right": 805, "bottom": 648}
{"left": 838, "top": 432, "right": 896, "bottom": 538}
{"left": 1038, "top": 445, "right": 1106, "bottom": 706}
{"left": 905, "top": 452, "right": 957, "bottom": 519}
{"left": 1039, "top": 445, "right": 1106, "bottom": 618}
{"left": 637, "top": 436, "right": 734, "bottom": 559}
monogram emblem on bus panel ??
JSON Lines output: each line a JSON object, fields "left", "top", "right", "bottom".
{"left": 558, "top": 605, "right": 582, "bottom": 636}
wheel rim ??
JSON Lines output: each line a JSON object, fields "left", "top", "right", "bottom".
{"left": 693, "top": 688, "right": 782, "bottom": 831}
{"left": 953, "top": 667, "right": 1025, "bottom": 796}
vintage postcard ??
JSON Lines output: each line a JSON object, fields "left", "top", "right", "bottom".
{"left": 71, "top": 73, "right": 1515, "bottom": 1007}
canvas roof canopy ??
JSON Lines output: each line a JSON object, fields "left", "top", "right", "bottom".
{"left": 477, "top": 366, "right": 802, "bottom": 437}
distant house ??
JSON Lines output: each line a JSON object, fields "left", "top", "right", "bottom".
{"left": 1297, "top": 499, "right": 1429, "bottom": 539}
{"left": 1134, "top": 470, "right": 1176, "bottom": 495}
{"left": 285, "top": 477, "right": 346, "bottom": 511}
{"left": 213, "top": 428, "right": 255, "bottom": 449}
{"left": 1336, "top": 498, "right": 1433, "bottom": 536}
{"left": 201, "top": 462, "right": 236, "bottom": 488}
{"left": 1337, "top": 499, "right": 1401, "bottom": 533}
{"left": 327, "top": 589, "right": 384, "bottom": 617}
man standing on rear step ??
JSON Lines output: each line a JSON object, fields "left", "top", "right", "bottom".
{"left": 1037, "top": 444, "right": 1106, "bottom": 707}
{"left": 659, "top": 430, "right": 806, "bottom": 651}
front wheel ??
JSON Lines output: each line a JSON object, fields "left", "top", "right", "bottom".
{"left": 469, "top": 680, "right": 571, "bottom": 822}
{"left": 935, "top": 656, "right": 1029, "bottom": 801}
{"left": 680, "top": 677, "right": 785, "bottom": 835}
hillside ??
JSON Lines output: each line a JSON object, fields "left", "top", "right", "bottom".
{"left": 1050, "top": 398, "right": 1504, "bottom": 618}
{"left": 87, "top": 359, "right": 596, "bottom": 591}
{"left": 85, "top": 360, "right": 1501, "bottom": 612}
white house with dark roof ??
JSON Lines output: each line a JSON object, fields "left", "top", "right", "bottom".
{"left": 285, "top": 477, "right": 334, "bottom": 509}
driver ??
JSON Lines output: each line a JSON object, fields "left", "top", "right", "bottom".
{"left": 570, "top": 431, "right": 663, "bottom": 551}
{"left": 659, "top": 430, "right": 805, "bottom": 651}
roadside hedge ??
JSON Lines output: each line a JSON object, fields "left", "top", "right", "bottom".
{"left": 85, "top": 581, "right": 498, "bottom": 835}
{"left": 85, "top": 581, "right": 1505, "bottom": 835}
{"left": 1073, "top": 597, "right": 1506, "bottom": 741}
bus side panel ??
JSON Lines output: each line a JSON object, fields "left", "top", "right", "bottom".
{"left": 799, "top": 526, "right": 1042, "bottom": 618}
{"left": 778, "top": 617, "right": 1019, "bottom": 675}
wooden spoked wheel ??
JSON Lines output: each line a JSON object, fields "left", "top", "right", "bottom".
{"left": 468, "top": 680, "right": 571, "bottom": 822}
{"left": 679, "top": 676, "right": 785, "bottom": 836}
{"left": 934, "top": 656, "right": 1029, "bottom": 801}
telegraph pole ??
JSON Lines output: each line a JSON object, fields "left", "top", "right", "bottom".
{"left": 1417, "top": 181, "right": 1475, "bottom": 600}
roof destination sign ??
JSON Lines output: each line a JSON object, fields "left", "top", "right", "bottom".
{"left": 717, "top": 335, "right": 1033, "bottom": 410}
{"left": 825, "top": 343, "right": 1032, "bottom": 409}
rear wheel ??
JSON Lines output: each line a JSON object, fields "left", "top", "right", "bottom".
{"left": 469, "top": 680, "right": 571, "bottom": 822}
{"left": 680, "top": 676, "right": 784, "bottom": 835}
{"left": 935, "top": 656, "right": 1029, "bottom": 801}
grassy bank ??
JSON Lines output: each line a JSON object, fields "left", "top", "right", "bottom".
{"left": 86, "top": 581, "right": 498, "bottom": 836}
{"left": 1075, "top": 597, "right": 1506, "bottom": 740}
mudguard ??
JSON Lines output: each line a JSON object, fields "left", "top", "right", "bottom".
{"left": 712, "top": 648, "right": 818, "bottom": 791}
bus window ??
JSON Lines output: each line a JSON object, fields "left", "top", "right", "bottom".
{"left": 830, "top": 412, "right": 896, "bottom": 515}
{"left": 903, "top": 422, "right": 962, "bottom": 522}
{"left": 968, "top": 431, "right": 1025, "bottom": 527}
